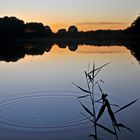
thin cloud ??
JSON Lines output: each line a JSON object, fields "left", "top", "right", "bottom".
{"left": 77, "top": 22, "right": 125, "bottom": 26}
{"left": 77, "top": 50, "right": 124, "bottom": 54}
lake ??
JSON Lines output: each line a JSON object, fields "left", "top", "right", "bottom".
{"left": 0, "top": 42, "right": 139, "bottom": 140}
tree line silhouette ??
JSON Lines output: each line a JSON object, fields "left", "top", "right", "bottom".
{"left": 124, "top": 15, "right": 140, "bottom": 35}
{"left": 0, "top": 15, "right": 140, "bottom": 39}
{"left": 0, "top": 15, "right": 139, "bottom": 63}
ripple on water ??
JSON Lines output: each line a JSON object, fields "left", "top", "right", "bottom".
{"left": 0, "top": 92, "right": 89, "bottom": 130}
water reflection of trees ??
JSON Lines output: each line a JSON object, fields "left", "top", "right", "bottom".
{"left": 0, "top": 42, "right": 54, "bottom": 62}
{"left": 0, "top": 43, "right": 26, "bottom": 62}
{"left": 0, "top": 41, "right": 139, "bottom": 63}
{"left": 57, "top": 41, "right": 78, "bottom": 51}
{"left": 25, "top": 42, "right": 53, "bottom": 55}
{"left": 125, "top": 43, "right": 140, "bottom": 63}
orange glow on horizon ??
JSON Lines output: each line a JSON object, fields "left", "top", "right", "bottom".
{"left": 48, "top": 22, "right": 129, "bottom": 32}
{"left": 0, "top": 13, "right": 130, "bottom": 32}
{"left": 77, "top": 23, "right": 129, "bottom": 31}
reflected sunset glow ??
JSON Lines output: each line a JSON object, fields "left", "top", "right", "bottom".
{"left": 18, "top": 45, "right": 132, "bottom": 65}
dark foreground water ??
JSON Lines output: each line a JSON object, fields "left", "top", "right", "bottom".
{"left": 0, "top": 42, "right": 139, "bottom": 140}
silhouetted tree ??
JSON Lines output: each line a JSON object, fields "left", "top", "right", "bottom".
{"left": 125, "top": 16, "right": 140, "bottom": 35}
{"left": 67, "top": 26, "right": 79, "bottom": 38}
{"left": 131, "top": 16, "right": 140, "bottom": 27}
{"left": 25, "top": 22, "right": 47, "bottom": 37}
{"left": 45, "top": 25, "right": 52, "bottom": 33}
{"left": 57, "top": 29, "right": 67, "bottom": 34}
{"left": 44, "top": 25, "right": 54, "bottom": 37}
{"left": 55, "top": 29, "right": 67, "bottom": 38}
{"left": 68, "top": 26, "right": 78, "bottom": 33}
{"left": 25, "top": 22, "right": 44, "bottom": 32}
{"left": 0, "top": 15, "right": 139, "bottom": 39}
{"left": 0, "top": 16, "right": 25, "bottom": 38}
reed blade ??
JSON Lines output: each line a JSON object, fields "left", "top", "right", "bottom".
{"left": 96, "top": 104, "right": 106, "bottom": 122}
{"left": 97, "top": 83, "right": 103, "bottom": 94}
{"left": 80, "top": 102, "right": 94, "bottom": 117}
{"left": 105, "top": 99, "right": 118, "bottom": 127}
{"left": 88, "top": 62, "right": 110, "bottom": 75}
{"left": 117, "top": 123, "right": 133, "bottom": 133}
{"left": 96, "top": 122, "right": 116, "bottom": 136}
{"left": 78, "top": 94, "right": 90, "bottom": 99}
{"left": 114, "top": 99, "right": 139, "bottom": 114}
{"left": 72, "top": 82, "right": 91, "bottom": 94}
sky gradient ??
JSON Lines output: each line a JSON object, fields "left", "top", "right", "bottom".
{"left": 0, "top": 0, "right": 139, "bottom": 32}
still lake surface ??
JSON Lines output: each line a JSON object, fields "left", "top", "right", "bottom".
{"left": 0, "top": 42, "right": 139, "bottom": 140}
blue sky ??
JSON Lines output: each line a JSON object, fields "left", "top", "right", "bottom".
{"left": 0, "top": 0, "right": 139, "bottom": 31}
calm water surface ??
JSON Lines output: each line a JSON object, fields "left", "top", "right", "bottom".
{"left": 0, "top": 43, "right": 139, "bottom": 140}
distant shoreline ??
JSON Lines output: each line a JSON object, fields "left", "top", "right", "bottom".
{"left": 0, "top": 36, "right": 140, "bottom": 51}
{"left": 0, "top": 34, "right": 139, "bottom": 44}
{"left": 0, "top": 15, "right": 140, "bottom": 41}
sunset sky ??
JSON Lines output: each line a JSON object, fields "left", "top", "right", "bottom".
{"left": 0, "top": 0, "right": 139, "bottom": 32}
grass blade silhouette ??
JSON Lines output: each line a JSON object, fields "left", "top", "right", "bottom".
{"left": 78, "top": 94, "right": 90, "bottom": 99}
{"left": 95, "top": 122, "right": 116, "bottom": 136}
{"left": 88, "top": 62, "right": 110, "bottom": 75}
{"left": 80, "top": 102, "right": 94, "bottom": 117}
{"left": 96, "top": 104, "right": 106, "bottom": 122}
{"left": 114, "top": 99, "right": 139, "bottom": 114}
{"left": 82, "top": 112, "right": 116, "bottom": 136}
{"left": 117, "top": 123, "right": 133, "bottom": 133}
{"left": 72, "top": 82, "right": 91, "bottom": 94}
{"left": 105, "top": 99, "right": 118, "bottom": 127}
{"left": 97, "top": 83, "right": 104, "bottom": 94}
